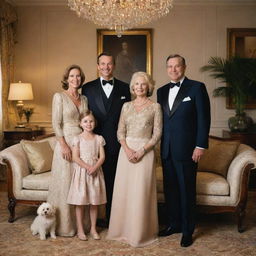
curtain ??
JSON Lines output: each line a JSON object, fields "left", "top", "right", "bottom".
{"left": 0, "top": 0, "right": 17, "bottom": 181}
{"left": 0, "top": 0, "right": 17, "bottom": 134}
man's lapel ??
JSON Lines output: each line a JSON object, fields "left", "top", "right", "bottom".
{"left": 94, "top": 78, "right": 107, "bottom": 116}
{"left": 162, "top": 84, "right": 171, "bottom": 117}
{"left": 170, "top": 77, "right": 192, "bottom": 117}
{"left": 106, "top": 78, "right": 119, "bottom": 114}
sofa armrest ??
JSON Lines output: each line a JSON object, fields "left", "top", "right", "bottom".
{"left": 236, "top": 143, "right": 255, "bottom": 155}
{"left": 226, "top": 148, "right": 256, "bottom": 204}
{"left": 0, "top": 144, "right": 30, "bottom": 194}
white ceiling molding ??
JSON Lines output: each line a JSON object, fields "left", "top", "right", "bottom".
{"left": 7, "top": 0, "right": 256, "bottom": 7}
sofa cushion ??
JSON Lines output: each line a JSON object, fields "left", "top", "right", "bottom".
{"left": 156, "top": 166, "right": 230, "bottom": 196}
{"left": 198, "top": 138, "right": 240, "bottom": 177}
{"left": 20, "top": 140, "right": 53, "bottom": 174}
{"left": 197, "top": 171, "right": 229, "bottom": 196}
{"left": 22, "top": 172, "right": 51, "bottom": 190}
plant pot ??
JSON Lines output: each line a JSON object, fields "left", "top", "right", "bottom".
{"left": 228, "top": 112, "right": 253, "bottom": 132}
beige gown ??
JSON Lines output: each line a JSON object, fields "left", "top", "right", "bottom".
{"left": 47, "top": 92, "right": 88, "bottom": 237}
{"left": 107, "top": 101, "right": 163, "bottom": 247}
{"left": 67, "top": 135, "right": 107, "bottom": 205}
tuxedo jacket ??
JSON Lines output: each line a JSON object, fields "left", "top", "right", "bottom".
{"left": 157, "top": 77, "right": 211, "bottom": 161}
{"left": 82, "top": 78, "right": 131, "bottom": 156}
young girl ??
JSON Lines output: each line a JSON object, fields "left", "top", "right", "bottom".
{"left": 67, "top": 110, "right": 106, "bottom": 241}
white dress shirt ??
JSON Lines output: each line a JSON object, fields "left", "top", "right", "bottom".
{"left": 100, "top": 77, "right": 114, "bottom": 98}
{"left": 168, "top": 77, "right": 185, "bottom": 110}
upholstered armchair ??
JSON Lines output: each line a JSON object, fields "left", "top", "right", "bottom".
{"left": 0, "top": 135, "right": 56, "bottom": 222}
{"left": 156, "top": 136, "right": 256, "bottom": 232}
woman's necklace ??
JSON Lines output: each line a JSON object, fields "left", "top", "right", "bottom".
{"left": 134, "top": 98, "right": 149, "bottom": 107}
{"left": 66, "top": 91, "right": 80, "bottom": 101}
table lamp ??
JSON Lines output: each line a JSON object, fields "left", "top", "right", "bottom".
{"left": 8, "top": 81, "right": 34, "bottom": 128}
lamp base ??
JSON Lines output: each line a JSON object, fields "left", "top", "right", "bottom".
{"left": 15, "top": 123, "right": 25, "bottom": 128}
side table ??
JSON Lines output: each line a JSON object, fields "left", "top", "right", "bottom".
{"left": 3, "top": 127, "right": 44, "bottom": 148}
{"left": 222, "top": 130, "right": 256, "bottom": 149}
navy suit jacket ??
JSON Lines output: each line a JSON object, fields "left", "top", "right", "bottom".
{"left": 82, "top": 78, "right": 131, "bottom": 156}
{"left": 157, "top": 77, "right": 211, "bottom": 161}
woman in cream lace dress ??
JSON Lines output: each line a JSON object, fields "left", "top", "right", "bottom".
{"left": 48, "top": 64, "right": 88, "bottom": 237}
{"left": 107, "top": 72, "right": 162, "bottom": 247}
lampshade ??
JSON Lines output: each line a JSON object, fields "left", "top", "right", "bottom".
{"left": 8, "top": 81, "right": 34, "bottom": 101}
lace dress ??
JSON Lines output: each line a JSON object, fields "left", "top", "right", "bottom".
{"left": 47, "top": 92, "right": 88, "bottom": 237}
{"left": 107, "top": 101, "right": 163, "bottom": 247}
{"left": 67, "top": 135, "right": 107, "bottom": 205}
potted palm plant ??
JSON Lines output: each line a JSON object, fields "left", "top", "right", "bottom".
{"left": 200, "top": 56, "right": 256, "bottom": 132}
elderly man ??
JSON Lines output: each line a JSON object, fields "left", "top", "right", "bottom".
{"left": 157, "top": 54, "right": 211, "bottom": 247}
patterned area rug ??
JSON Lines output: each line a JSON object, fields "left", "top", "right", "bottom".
{"left": 0, "top": 191, "right": 256, "bottom": 256}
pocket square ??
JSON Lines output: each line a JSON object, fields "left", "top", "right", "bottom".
{"left": 183, "top": 96, "right": 191, "bottom": 102}
{"left": 121, "top": 96, "right": 126, "bottom": 99}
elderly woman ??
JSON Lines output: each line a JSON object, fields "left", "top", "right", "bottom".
{"left": 48, "top": 64, "right": 88, "bottom": 237}
{"left": 107, "top": 71, "right": 163, "bottom": 247}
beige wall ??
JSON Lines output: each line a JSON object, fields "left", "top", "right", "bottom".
{"left": 12, "top": 2, "right": 256, "bottom": 135}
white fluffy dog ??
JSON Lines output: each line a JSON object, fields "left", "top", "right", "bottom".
{"left": 31, "top": 202, "right": 56, "bottom": 240}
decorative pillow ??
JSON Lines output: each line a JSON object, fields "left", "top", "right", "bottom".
{"left": 20, "top": 140, "right": 53, "bottom": 174}
{"left": 198, "top": 138, "right": 240, "bottom": 177}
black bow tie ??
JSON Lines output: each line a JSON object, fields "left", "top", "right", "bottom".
{"left": 102, "top": 79, "right": 113, "bottom": 86}
{"left": 169, "top": 82, "right": 180, "bottom": 88}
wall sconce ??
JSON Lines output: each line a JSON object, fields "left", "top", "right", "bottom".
{"left": 8, "top": 81, "right": 34, "bottom": 128}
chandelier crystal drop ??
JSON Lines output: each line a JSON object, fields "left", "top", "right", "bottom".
{"left": 68, "top": 0, "right": 173, "bottom": 37}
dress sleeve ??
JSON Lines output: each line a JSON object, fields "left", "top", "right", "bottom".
{"left": 147, "top": 103, "right": 163, "bottom": 147}
{"left": 72, "top": 136, "right": 80, "bottom": 147}
{"left": 99, "top": 135, "right": 106, "bottom": 146}
{"left": 117, "top": 103, "right": 128, "bottom": 141}
{"left": 52, "top": 93, "right": 64, "bottom": 137}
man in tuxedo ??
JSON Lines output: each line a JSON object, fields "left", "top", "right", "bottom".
{"left": 157, "top": 54, "right": 210, "bottom": 247}
{"left": 82, "top": 52, "right": 131, "bottom": 225}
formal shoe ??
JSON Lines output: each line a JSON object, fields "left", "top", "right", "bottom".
{"left": 77, "top": 233, "right": 88, "bottom": 241}
{"left": 97, "top": 219, "right": 109, "bottom": 228}
{"left": 180, "top": 235, "right": 193, "bottom": 247}
{"left": 158, "top": 226, "right": 181, "bottom": 237}
{"left": 90, "top": 232, "right": 100, "bottom": 240}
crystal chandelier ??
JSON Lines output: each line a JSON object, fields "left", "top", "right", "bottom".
{"left": 68, "top": 0, "right": 173, "bottom": 37}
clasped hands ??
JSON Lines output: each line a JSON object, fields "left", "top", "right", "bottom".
{"left": 125, "top": 147, "right": 145, "bottom": 163}
{"left": 86, "top": 165, "right": 97, "bottom": 176}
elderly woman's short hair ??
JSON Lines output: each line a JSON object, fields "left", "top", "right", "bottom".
{"left": 130, "top": 71, "right": 155, "bottom": 97}
{"left": 61, "top": 64, "right": 85, "bottom": 90}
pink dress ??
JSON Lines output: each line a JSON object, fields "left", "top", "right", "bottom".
{"left": 67, "top": 134, "right": 107, "bottom": 205}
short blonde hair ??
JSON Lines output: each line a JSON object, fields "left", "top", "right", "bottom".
{"left": 130, "top": 71, "right": 155, "bottom": 97}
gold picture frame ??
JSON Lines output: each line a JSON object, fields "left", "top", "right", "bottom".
{"left": 226, "top": 28, "right": 256, "bottom": 109}
{"left": 97, "top": 29, "right": 152, "bottom": 84}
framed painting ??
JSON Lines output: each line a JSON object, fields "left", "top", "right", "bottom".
{"left": 226, "top": 28, "right": 256, "bottom": 109}
{"left": 97, "top": 29, "right": 152, "bottom": 84}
